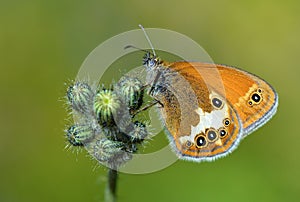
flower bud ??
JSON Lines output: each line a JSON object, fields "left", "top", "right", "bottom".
{"left": 93, "top": 138, "right": 132, "bottom": 169}
{"left": 67, "top": 82, "right": 94, "bottom": 114}
{"left": 128, "top": 121, "right": 148, "bottom": 143}
{"left": 66, "top": 124, "right": 94, "bottom": 146}
{"left": 116, "top": 76, "right": 144, "bottom": 111}
{"left": 94, "top": 89, "right": 121, "bottom": 127}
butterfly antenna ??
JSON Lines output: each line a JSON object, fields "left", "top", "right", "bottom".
{"left": 124, "top": 45, "right": 148, "bottom": 53}
{"left": 138, "top": 24, "right": 156, "bottom": 56}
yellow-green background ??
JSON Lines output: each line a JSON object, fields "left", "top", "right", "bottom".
{"left": 0, "top": 0, "right": 299, "bottom": 201}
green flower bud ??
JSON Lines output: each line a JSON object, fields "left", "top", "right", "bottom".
{"left": 117, "top": 76, "right": 144, "bottom": 111}
{"left": 66, "top": 124, "right": 94, "bottom": 146}
{"left": 128, "top": 121, "right": 148, "bottom": 143}
{"left": 94, "top": 89, "right": 121, "bottom": 127}
{"left": 67, "top": 82, "right": 94, "bottom": 114}
{"left": 93, "top": 138, "right": 132, "bottom": 169}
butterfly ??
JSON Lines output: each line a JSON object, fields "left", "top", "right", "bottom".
{"left": 139, "top": 25, "right": 278, "bottom": 162}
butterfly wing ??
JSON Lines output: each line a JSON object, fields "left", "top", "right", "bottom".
{"left": 218, "top": 64, "right": 278, "bottom": 136}
{"left": 151, "top": 61, "right": 278, "bottom": 161}
{"left": 150, "top": 61, "right": 244, "bottom": 162}
{"left": 177, "top": 62, "right": 278, "bottom": 137}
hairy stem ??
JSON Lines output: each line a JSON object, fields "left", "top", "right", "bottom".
{"left": 105, "top": 169, "right": 118, "bottom": 202}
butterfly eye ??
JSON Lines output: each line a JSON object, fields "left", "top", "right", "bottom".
{"left": 223, "top": 118, "right": 231, "bottom": 127}
{"left": 206, "top": 128, "right": 218, "bottom": 142}
{"left": 195, "top": 134, "right": 207, "bottom": 148}
{"left": 148, "top": 59, "right": 155, "bottom": 67}
{"left": 218, "top": 128, "right": 228, "bottom": 138}
{"left": 211, "top": 97, "right": 224, "bottom": 109}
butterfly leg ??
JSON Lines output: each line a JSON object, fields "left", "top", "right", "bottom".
{"left": 131, "top": 99, "right": 163, "bottom": 117}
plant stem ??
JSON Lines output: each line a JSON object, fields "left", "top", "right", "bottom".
{"left": 105, "top": 169, "right": 118, "bottom": 202}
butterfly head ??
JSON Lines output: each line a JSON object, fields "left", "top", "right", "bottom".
{"left": 142, "top": 51, "right": 162, "bottom": 70}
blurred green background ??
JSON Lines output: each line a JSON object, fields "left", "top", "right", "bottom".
{"left": 1, "top": 0, "right": 299, "bottom": 201}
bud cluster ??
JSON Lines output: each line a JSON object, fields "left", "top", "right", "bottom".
{"left": 65, "top": 76, "right": 149, "bottom": 169}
